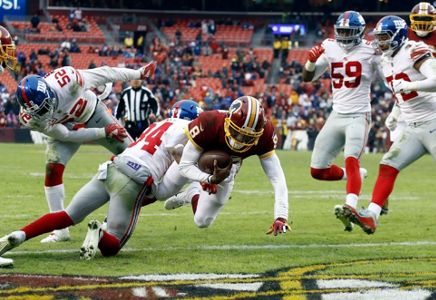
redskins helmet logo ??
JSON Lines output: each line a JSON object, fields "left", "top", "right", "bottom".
{"left": 229, "top": 100, "right": 242, "bottom": 115}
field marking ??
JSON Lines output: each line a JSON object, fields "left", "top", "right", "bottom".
{"left": 4, "top": 241, "right": 436, "bottom": 257}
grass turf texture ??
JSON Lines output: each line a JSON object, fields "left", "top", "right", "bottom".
{"left": 0, "top": 143, "right": 435, "bottom": 287}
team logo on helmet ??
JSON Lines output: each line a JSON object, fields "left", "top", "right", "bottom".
{"left": 224, "top": 96, "right": 265, "bottom": 153}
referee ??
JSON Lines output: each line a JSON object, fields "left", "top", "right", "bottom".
{"left": 116, "top": 79, "right": 159, "bottom": 140}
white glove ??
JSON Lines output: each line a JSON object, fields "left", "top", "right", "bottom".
{"left": 392, "top": 79, "right": 416, "bottom": 94}
{"left": 385, "top": 105, "right": 401, "bottom": 131}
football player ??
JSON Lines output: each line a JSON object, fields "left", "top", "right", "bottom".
{"left": 0, "top": 100, "right": 202, "bottom": 263}
{"left": 164, "top": 96, "right": 290, "bottom": 236}
{"left": 385, "top": 2, "right": 436, "bottom": 147}
{"left": 344, "top": 16, "right": 436, "bottom": 234}
{"left": 382, "top": 2, "right": 436, "bottom": 215}
{"left": 0, "top": 25, "right": 17, "bottom": 73}
{"left": 16, "top": 62, "right": 156, "bottom": 243}
{"left": 302, "top": 11, "right": 381, "bottom": 231}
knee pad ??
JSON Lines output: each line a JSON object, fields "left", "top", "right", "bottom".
{"left": 194, "top": 216, "right": 214, "bottom": 228}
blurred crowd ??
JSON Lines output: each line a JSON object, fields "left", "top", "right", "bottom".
{"left": 1, "top": 23, "right": 393, "bottom": 153}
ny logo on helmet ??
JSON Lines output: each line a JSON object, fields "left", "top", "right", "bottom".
{"left": 393, "top": 19, "right": 406, "bottom": 29}
{"left": 37, "top": 80, "right": 47, "bottom": 94}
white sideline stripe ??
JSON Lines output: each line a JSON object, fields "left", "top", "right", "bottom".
{"left": 5, "top": 241, "right": 436, "bottom": 257}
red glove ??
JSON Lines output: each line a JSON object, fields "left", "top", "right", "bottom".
{"left": 200, "top": 182, "right": 218, "bottom": 194}
{"left": 307, "top": 45, "right": 325, "bottom": 63}
{"left": 266, "top": 218, "right": 291, "bottom": 236}
{"left": 105, "top": 123, "right": 128, "bottom": 142}
{"left": 140, "top": 61, "right": 157, "bottom": 79}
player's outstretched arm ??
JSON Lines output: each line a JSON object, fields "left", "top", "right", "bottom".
{"left": 45, "top": 123, "right": 127, "bottom": 143}
{"left": 259, "top": 152, "right": 290, "bottom": 236}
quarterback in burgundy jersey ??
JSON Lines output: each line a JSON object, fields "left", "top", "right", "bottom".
{"left": 165, "top": 96, "right": 290, "bottom": 236}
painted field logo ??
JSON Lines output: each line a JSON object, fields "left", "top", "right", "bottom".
{"left": 0, "top": 257, "right": 435, "bottom": 299}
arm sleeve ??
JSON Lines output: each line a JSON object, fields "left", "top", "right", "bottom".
{"left": 312, "top": 54, "right": 329, "bottom": 81}
{"left": 260, "top": 153, "right": 289, "bottom": 220}
{"left": 44, "top": 123, "right": 106, "bottom": 142}
{"left": 178, "top": 140, "right": 211, "bottom": 183}
{"left": 410, "top": 58, "right": 436, "bottom": 92}
{"left": 80, "top": 66, "right": 141, "bottom": 90}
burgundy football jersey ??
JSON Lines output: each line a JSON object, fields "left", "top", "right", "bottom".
{"left": 408, "top": 28, "right": 436, "bottom": 54}
{"left": 187, "top": 110, "right": 276, "bottom": 160}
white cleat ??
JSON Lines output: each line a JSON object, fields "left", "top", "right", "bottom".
{"left": 40, "top": 228, "right": 71, "bottom": 243}
{"left": 0, "top": 257, "right": 13, "bottom": 267}
{"left": 334, "top": 205, "right": 354, "bottom": 232}
{"left": 80, "top": 220, "right": 102, "bottom": 260}
{"left": 0, "top": 231, "right": 25, "bottom": 256}
{"left": 164, "top": 192, "right": 192, "bottom": 210}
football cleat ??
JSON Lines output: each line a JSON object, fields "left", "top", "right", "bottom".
{"left": 0, "top": 256, "right": 13, "bottom": 267}
{"left": 164, "top": 191, "right": 192, "bottom": 210}
{"left": 0, "top": 231, "right": 25, "bottom": 256}
{"left": 346, "top": 206, "right": 378, "bottom": 234}
{"left": 40, "top": 228, "right": 70, "bottom": 243}
{"left": 334, "top": 205, "right": 354, "bottom": 232}
{"left": 80, "top": 220, "right": 102, "bottom": 260}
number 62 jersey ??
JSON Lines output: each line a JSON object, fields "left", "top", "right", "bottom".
{"left": 316, "top": 38, "right": 381, "bottom": 114}
{"left": 380, "top": 40, "right": 436, "bottom": 123}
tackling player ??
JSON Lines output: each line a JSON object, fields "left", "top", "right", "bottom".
{"left": 164, "top": 96, "right": 290, "bottom": 236}
{"left": 344, "top": 16, "right": 436, "bottom": 234}
{"left": 16, "top": 62, "right": 156, "bottom": 243}
{"left": 302, "top": 11, "right": 381, "bottom": 231}
{"left": 0, "top": 100, "right": 202, "bottom": 262}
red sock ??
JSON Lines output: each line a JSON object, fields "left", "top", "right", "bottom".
{"left": 45, "top": 163, "right": 65, "bottom": 186}
{"left": 21, "top": 211, "right": 74, "bottom": 240}
{"left": 310, "top": 165, "right": 344, "bottom": 181}
{"left": 191, "top": 194, "right": 199, "bottom": 214}
{"left": 98, "top": 231, "right": 121, "bottom": 257}
{"left": 372, "top": 164, "right": 399, "bottom": 207}
{"left": 345, "top": 157, "right": 361, "bottom": 195}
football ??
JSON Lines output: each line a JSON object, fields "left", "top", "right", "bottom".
{"left": 198, "top": 150, "right": 232, "bottom": 174}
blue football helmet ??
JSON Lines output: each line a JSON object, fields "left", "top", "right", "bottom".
{"left": 16, "top": 75, "right": 57, "bottom": 119}
{"left": 373, "top": 15, "right": 408, "bottom": 55}
{"left": 170, "top": 99, "right": 202, "bottom": 121}
{"left": 334, "top": 11, "right": 366, "bottom": 50}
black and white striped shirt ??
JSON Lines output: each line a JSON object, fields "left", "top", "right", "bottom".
{"left": 116, "top": 86, "right": 159, "bottom": 123}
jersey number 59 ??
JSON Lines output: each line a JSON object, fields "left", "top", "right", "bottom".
{"left": 331, "top": 61, "right": 362, "bottom": 89}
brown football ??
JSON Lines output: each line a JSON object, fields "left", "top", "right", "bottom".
{"left": 198, "top": 150, "right": 232, "bottom": 174}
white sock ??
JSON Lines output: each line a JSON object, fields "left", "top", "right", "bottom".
{"left": 44, "top": 184, "right": 65, "bottom": 212}
{"left": 345, "top": 193, "right": 359, "bottom": 208}
{"left": 341, "top": 167, "right": 347, "bottom": 180}
{"left": 368, "top": 203, "right": 382, "bottom": 219}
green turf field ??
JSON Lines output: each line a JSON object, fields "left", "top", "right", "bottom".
{"left": 0, "top": 143, "right": 435, "bottom": 299}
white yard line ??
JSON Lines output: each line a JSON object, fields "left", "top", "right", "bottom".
{"left": 4, "top": 241, "right": 436, "bottom": 257}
